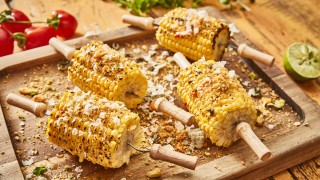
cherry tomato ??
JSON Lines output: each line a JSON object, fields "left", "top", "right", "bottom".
{"left": 2, "top": 9, "right": 32, "bottom": 33}
{"left": 0, "top": 26, "right": 14, "bottom": 57}
{"left": 24, "top": 26, "right": 56, "bottom": 50}
{"left": 51, "top": 10, "right": 77, "bottom": 39}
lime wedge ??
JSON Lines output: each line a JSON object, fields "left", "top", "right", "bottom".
{"left": 284, "top": 43, "right": 320, "bottom": 81}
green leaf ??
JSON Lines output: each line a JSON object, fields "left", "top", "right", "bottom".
{"left": 29, "top": 91, "right": 39, "bottom": 96}
{"left": 192, "top": 0, "right": 202, "bottom": 8}
{"left": 249, "top": 72, "right": 257, "bottom": 80}
{"left": 0, "top": 10, "right": 12, "bottom": 23}
{"left": 12, "top": 32, "right": 27, "bottom": 49}
{"left": 274, "top": 99, "right": 285, "bottom": 109}
{"left": 219, "top": 0, "right": 230, "bottom": 5}
{"left": 47, "top": 15, "right": 60, "bottom": 29}
{"left": 33, "top": 167, "right": 47, "bottom": 176}
{"left": 113, "top": 0, "right": 185, "bottom": 16}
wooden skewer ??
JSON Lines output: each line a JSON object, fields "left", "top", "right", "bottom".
{"left": 236, "top": 122, "right": 271, "bottom": 161}
{"left": 122, "top": 14, "right": 154, "bottom": 30}
{"left": 6, "top": 93, "right": 47, "bottom": 117}
{"left": 150, "top": 144, "right": 198, "bottom": 170}
{"left": 7, "top": 93, "right": 199, "bottom": 169}
{"left": 150, "top": 98, "right": 195, "bottom": 126}
{"left": 49, "top": 37, "right": 76, "bottom": 61}
{"left": 159, "top": 52, "right": 272, "bottom": 161}
{"left": 122, "top": 14, "right": 275, "bottom": 66}
{"left": 127, "top": 142, "right": 198, "bottom": 170}
{"left": 237, "top": 43, "right": 275, "bottom": 66}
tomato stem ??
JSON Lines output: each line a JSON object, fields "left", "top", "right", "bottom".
{"left": 1, "top": 24, "right": 13, "bottom": 35}
{"left": 3, "top": 20, "right": 46, "bottom": 24}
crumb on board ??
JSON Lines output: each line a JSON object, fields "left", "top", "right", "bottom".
{"left": 146, "top": 167, "right": 162, "bottom": 178}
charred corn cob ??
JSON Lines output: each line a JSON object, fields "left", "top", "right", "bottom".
{"left": 68, "top": 41, "right": 148, "bottom": 108}
{"left": 46, "top": 90, "right": 144, "bottom": 168}
{"left": 156, "top": 8, "right": 230, "bottom": 61}
{"left": 177, "top": 60, "right": 257, "bottom": 147}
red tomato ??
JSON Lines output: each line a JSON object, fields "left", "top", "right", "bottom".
{"left": 24, "top": 26, "right": 57, "bottom": 50}
{"left": 51, "top": 10, "right": 78, "bottom": 39}
{"left": 0, "top": 26, "right": 14, "bottom": 57}
{"left": 2, "top": 9, "right": 32, "bottom": 33}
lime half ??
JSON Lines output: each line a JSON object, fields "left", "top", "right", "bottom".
{"left": 284, "top": 43, "right": 320, "bottom": 81}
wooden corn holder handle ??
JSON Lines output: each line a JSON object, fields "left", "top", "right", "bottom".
{"left": 236, "top": 122, "right": 271, "bottom": 161}
{"left": 150, "top": 144, "right": 198, "bottom": 170}
{"left": 122, "top": 14, "right": 154, "bottom": 30}
{"left": 237, "top": 43, "right": 275, "bottom": 66}
{"left": 49, "top": 37, "right": 76, "bottom": 61}
{"left": 6, "top": 93, "right": 47, "bottom": 117}
{"left": 173, "top": 52, "right": 191, "bottom": 70}
{"left": 151, "top": 98, "right": 195, "bottom": 126}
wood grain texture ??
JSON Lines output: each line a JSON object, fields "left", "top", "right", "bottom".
{"left": 0, "top": 104, "right": 24, "bottom": 179}
{"left": 0, "top": 0, "right": 319, "bottom": 179}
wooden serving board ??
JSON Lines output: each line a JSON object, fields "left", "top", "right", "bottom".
{"left": 0, "top": 6, "right": 319, "bottom": 180}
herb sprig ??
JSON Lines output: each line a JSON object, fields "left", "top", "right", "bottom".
{"left": 219, "top": 0, "right": 255, "bottom": 11}
{"left": 113, "top": 0, "right": 202, "bottom": 15}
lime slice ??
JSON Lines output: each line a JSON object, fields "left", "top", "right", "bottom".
{"left": 284, "top": 43, "right": 320, "bottom": 81}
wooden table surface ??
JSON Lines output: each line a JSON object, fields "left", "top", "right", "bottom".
{"left": 1, "top": 0, "right": 319, "bottom": 179}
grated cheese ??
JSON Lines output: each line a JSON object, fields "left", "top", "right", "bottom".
{"left": 113, "top": 116, "right": 120, "bottom": 125}
{"left": 228, "top": 23, "right": 240, "bottom": 36}
{"left": 228, "top": 70, "right": 236, "bottom": 78}
{"left": 165, "top": 74, "right": 174, "bottom": 82}
{"left": 151, "top": 63, "right": 167, "bottom": 75}
{"left": 161, "top": 51, "right": 169, "bottom": 57}
{"left": 72, "top": 128, "right": 78, "bottom": 135}
{"left": 242, "top": 81, "right": 250, "bottom": 86}
{"left": 174, "top": 121, "right": 185, "bottom": 131}
{"left": 22, "top": 157, "right": 34, "bottom": 166}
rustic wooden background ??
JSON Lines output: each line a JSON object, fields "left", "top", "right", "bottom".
{"left": 0, "top": 0, "right": 319, "bottom": 179}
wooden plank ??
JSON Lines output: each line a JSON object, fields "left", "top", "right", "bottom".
{"left": 0, "top": 1, "right": 23, "bottom": 178}
{"left": 0, "top": 104, "right": 24, "bottom": 179}
{"left": 0, "top": 160, "right": 24, "bottom": 179}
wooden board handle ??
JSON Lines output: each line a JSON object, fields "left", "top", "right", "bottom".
{"left": 237, "top": 43, "right": 275, "bottom": 66}
{"left": 151, "top": 98, "right": 195, "bottom": 126}
{"left": 150, "top": 144, "right": 198, "bottom": 170}
{"left": 6, "top": 93, "right": 47, "bottom": 117}
{"left": 173, "top": 52, "right": 191, "bottom": 70}
{"left": 122, "top": 14, "right": 154, "bottom": 30}
{"left": 49, "top": 37, "right": 76, "bottom": 61}
{"left": 236, "top": 122, "right": 271, "bottom": 161}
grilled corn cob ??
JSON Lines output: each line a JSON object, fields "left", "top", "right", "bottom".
{"left": 68, "top": 41, "right": 148, "bottom": 108}
{"left": 156, "top": 8, "right": 230, "bottom": 61}
{"left": 177, "top": 60, "right": 257, "bottom": 147}
{"left": 46, "top": 90, "right": 144, "bottom": 168}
